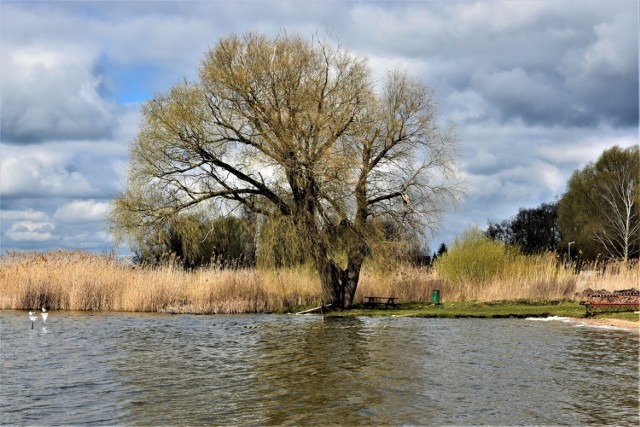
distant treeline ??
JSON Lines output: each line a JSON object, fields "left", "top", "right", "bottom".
{"left": 486, "top": 145, "right": 639, "bottom": 262}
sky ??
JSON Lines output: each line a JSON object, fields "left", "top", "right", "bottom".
{"left": 1, "top": 0, "right": 638, "bottom": 255}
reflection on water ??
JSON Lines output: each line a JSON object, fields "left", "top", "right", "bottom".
{"left": 253, "top": 317, "right": 430, "bottom": 425}
{"left": 1, "top": 311, "right": 638, "bottom": 426}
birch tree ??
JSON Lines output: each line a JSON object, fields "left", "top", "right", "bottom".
{"left": 110, "top": 32, "right": 463, "bottom": 308}
{"left": 591, "top": 146, "right": 640, "bottom": 261}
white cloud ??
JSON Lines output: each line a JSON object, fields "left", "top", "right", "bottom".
{"left": 1, "top": 44, "right": 116, "bottom": 143}
{"left": 54, "top": 199, "right": 110, "bottom": 224}
{"left": 581, "top": 13, "right": 637, "bottom": 77}
{"left": 0, "top": 209, "right": 49, "bottom": 222}
{"left": 5, "top": 221, "right": 55, "bottom": 242}
{"left": 0, "top": 152, "right": 97, "bottom": 197}
{"left": 60, "top": 230, "right": 112, "bottom": 249}
{"left": 450, "top": 1, "right": 547, "bottom": 34}
{"left": 445, "top": 89, "right": 491, "bottom": 123}
{"left": 364, "top": 54, "right": 433, "bottom": 89}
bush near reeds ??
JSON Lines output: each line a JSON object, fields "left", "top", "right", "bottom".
{"left": 433, "top": 227, "right": 639, "bottom": 301}
{"left": 435, "top": 228, "right": 519, "bottom": 286}
{"left": 433, "top": 228, "right": 571, "bottom": 300}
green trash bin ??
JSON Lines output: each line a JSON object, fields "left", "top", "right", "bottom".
{"left": 432, "top": 289, "right": 440, "bottom": 304}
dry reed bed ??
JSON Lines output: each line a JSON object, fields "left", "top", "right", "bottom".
{"left": 0, "top": 251, "right": 320, "bottom": 313}
{"left": 1, "top": 251, "right": 638, "bottom": 313}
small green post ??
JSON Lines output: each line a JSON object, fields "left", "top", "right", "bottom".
{"left": 432, "top": 289, "right": 440, "bottom": 304}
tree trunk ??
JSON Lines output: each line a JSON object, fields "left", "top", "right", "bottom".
{"left": 291, "top": 174, "right": 367, "bottom": 309}
{"left": 317, "top": 260, "right": 362, "bottom": 309}
{"left": 314, "top": 239, "right": 365, "bottom": 309}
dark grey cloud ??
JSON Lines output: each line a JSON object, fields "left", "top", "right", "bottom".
{"left": 344, "top": 2, "right": 638, "bottom": 129}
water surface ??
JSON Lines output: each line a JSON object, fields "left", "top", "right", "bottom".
{"left": 1, "top": 311, "right": 638, "bottom": 425}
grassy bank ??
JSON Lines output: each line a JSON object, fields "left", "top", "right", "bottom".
{"left": 330, "top": 300, "right": 635, "bottom": 320}
{"left": 1, "top": 251, "right": 638, "bottom": 318}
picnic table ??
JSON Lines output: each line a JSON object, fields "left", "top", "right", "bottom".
{"left": 363, "top": 296, "right": 397, "bottom": 310}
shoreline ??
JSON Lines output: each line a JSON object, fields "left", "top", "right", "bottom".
{"left": 4, "top": 307, "right": 639, "bottom": 332}
{"left": 569, "top": 316, "right": 640, "bottom": 332}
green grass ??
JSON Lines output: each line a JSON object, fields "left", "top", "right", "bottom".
{"left": 298, "top": 301, "right": 640, "bottom": 321}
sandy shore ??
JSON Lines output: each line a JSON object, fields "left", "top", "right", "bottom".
{"left": 570, "top": 316, "right": 640, "bottom": 332}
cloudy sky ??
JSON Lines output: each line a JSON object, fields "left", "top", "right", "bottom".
{"left": 1, "top": 0, "right": 638, "bottom": 254}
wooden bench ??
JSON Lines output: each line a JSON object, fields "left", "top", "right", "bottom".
{"left": 363, "top": 296, "right": 397, "bottom": 310}
{"left": 582, "top": 291, "right": 640, "bottom": 317}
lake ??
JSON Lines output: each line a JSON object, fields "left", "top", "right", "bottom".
{"left": 1, "top": 311, "right": 638, "bottom": 426}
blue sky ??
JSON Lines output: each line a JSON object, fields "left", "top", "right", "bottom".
{"left": 1, "top": 0, "right": 638, "bottom": 254}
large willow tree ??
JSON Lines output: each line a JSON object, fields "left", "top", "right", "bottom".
{"left": 111, "top": 33, "right": 462, "bottom": 308}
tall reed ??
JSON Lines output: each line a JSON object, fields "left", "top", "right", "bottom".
{"left": 0, "top": 251, "right": 320, "bottom": 313}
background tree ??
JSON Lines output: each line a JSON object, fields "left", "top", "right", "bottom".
{"left": 110, "top": 32, "right": 462, "bottom": 308}
{"left": 129, "top": 212, "right": 256, "bottom": 268}
{"left": 558, "top": 145, "right": 639, "bottom": 261}
{"left": 485, "top": 220, "right": 509, "bottom": 244}
{"left": 486, "top": 202, "right": 561, "bottom": 254}
{"left": 556, "top": 164, "right": 600, "bottom": 259}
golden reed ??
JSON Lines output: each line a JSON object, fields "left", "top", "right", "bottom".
{"left": 1, "top": 250, "right": 637, "bottom": 313}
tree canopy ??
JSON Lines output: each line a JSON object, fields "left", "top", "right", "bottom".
{"left": 110, "top": 32, "right": 463, "bottom": 307}
{"left": 486, "top": 202, "right": 561, "bottom": 255}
